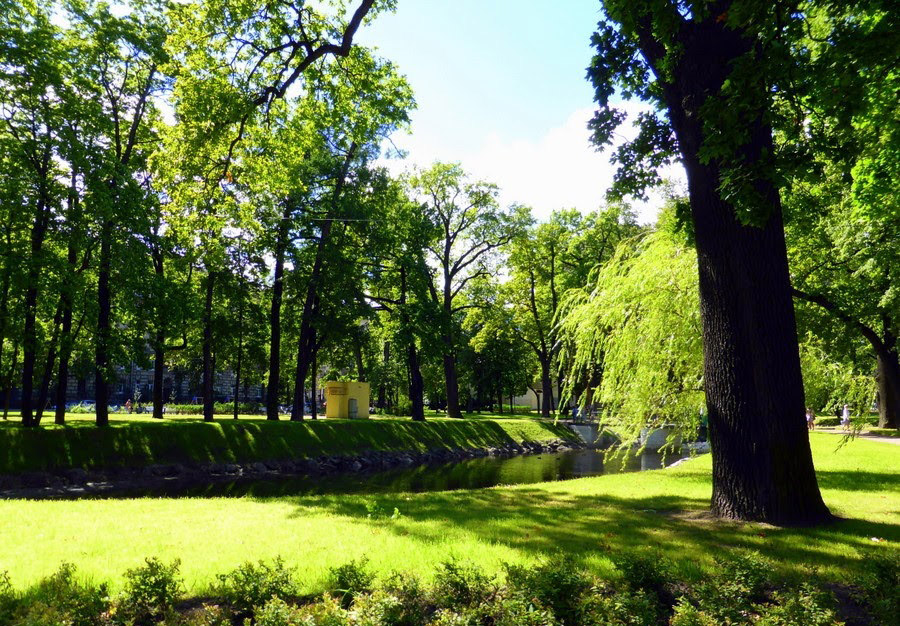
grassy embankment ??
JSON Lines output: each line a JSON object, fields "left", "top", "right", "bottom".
{"left": 0, "top": 415, "right": 575, "bottom": 475}
{"left": 0, "top": 432, "right": 895, "bottom": 594}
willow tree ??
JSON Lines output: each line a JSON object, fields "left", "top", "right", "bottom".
{"left": 559, "top": 225, "right": 701, "bottom": 432}
{"left": 588, "top": 1, "right": 833, "bottom": 524}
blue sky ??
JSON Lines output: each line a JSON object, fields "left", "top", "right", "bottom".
{"left": 359, "top": 1, "right": 681, "bottom": 222}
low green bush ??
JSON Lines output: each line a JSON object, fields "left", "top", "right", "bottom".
{"left": 215, "top": 557, "right": 297, "bottom": 618}
{"left": 2, "top": 551, "right": 888, "bottom": 624}
{"left": 431, "top": 560, "right": 496, "bottom": 610}
{"left": 327, "top": 558, "right": 375, "bottom": 608}
{"left": 505, "top": 554, "right": 592, "bottom": 626}
{"left": 117, "top": 557, "right": 183, "bottom": 624}
{"left": 10, "top": 563, "right": 108, "bottom": 626}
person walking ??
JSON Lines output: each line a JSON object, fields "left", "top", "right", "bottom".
{"left": 841, "top": 404, "right": 851, "bottom": 432}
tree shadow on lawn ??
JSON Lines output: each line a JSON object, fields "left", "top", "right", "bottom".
{"left": 270, "top": 482, "right": 898, "bottom": 579}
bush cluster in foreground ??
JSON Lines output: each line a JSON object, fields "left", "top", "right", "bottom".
{"left": 0, "top": 550, "right": 895, "bottom": 625}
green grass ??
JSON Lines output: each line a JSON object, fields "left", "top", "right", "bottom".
{"left": 0, "top": 433, "right": 895, "bottom": 594}
{"left": 0, "top": 415, "right": 577, "bottom": 474}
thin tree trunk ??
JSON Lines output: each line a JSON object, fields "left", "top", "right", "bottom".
{"left": 291, "top": 144, "right": 357, "bottom": 422}
{"left": 442, "top": 350, "right": 462, "bottom": 418}
{"left": 202, "top": 271, "right": 215, "bottom": 422}
{"left": 408, "top": 342, "right": 425, "bottom": 421}
{"left": 234, "top": 273, "right": 245, "bottom": 421}
{"left": 21, "top": 198, "right": 50, "bottom": 427}
{"left": 354, "top": 336, "right": 366, "bottom": 382}
{"left": 310, "top": 342, "right": 318, "bottom": 420}
{"left": 266, "top": 206, "right": 290, "bottom": 421}
{"left": 377, "top": 341, "right": 389, "bottom": 409}
{"left": 95, "top": 219, "right": 113, "bottom": 427}
{"left": 496, "top": 387, "right": 504, "bottom": 414}
{"left": 3, "top": 343, "right": 18, "bottom": 420}
{"left": 35, "top": 303, "right": 63, "bottom": 424}
{"left": 540, "top": 359, "right": 553, "bottom": 418}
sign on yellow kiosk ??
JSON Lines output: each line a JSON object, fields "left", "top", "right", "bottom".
{"left": 324, "top": 381, "right": 370, "bottom": 419}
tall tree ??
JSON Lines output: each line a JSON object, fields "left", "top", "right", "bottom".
{"left": 588, "top": 1, "right": 833, "bottom": 524}
{"left": 410, "top": 163, "right": 518, "bottom": 418}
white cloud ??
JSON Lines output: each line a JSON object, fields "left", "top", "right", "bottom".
{"left": 381, "top": 105, "right": 686, "bottom": 225}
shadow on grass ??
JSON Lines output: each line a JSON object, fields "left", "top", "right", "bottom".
{"left": 265, "top": 480, "right": 898, "bottom": 579}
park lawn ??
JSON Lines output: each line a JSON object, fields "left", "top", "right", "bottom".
{"left": 0, "top": 432, "right": 895, "bottom": 595}
{"left": 0, "top": 416, "right": 576, "bottom": 474}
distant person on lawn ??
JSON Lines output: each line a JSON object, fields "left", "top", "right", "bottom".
{"left": 841, "top": 404, "right": 851, "bottom": 431}
{"left": 806, "top": 408, "right": 815, "bottom": 431}
{"left": 125, "top": 399, "right": 133, "bottom": 414}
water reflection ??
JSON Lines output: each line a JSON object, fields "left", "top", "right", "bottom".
{"left": 98, "top": 448, "right": 691, "bottom": 500}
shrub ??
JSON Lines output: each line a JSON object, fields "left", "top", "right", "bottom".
{"left": 377, "top": 572, "right": 431, "bottom": 626}
{"left": 610, "top": 551, "right": 670, "bottom": 594}
{"left": 178, "top": 603, "right": 232, "bottom": 626}
{"left": 294, "top": 594, "right": 351, "bottom": 626}
{"left": 430, "top": 594, "right": 558, "bottom": 626}
{"left": 575, "top": 585, "right": 658, "bottom": 626}
{"left": 327, "top": 557, "right": 375, "bottom": 608}
{"left": 669, "top": 598, "right": 718, "bottom": 626}
{"left": 216, "top": 557, "right": 297, "bottom": 617}
{"left": 505, "top": 554, "right": 592, "bottom": 625}
{"left": 0, "top": 570, "right": 16, "bottom": 624}
{"left": 117, "top": 557, "right": 183, "bottom": 624}
{"left": 250, "top": 596, "right": 308, "bottom": 626}
{"left": 756, "top": 583, "right": 841, "bottom": 626}
{"left": 13, "top": 563, "right": 109, "bottom": 626}
{"left": 431, "top": 560, "right": 495, "bottom": 610}
{"left": 856, "top": 548, "right": 899, "bottom": 624}
{"left": 688, "top": 552, "right": 771, "bottom": 624}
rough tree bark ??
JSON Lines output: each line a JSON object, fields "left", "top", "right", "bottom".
{"left": 649, "top": 15, "right": 830, "bottom": 524}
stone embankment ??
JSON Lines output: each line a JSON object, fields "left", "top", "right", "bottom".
{"left": 0, "top": 438, "right": 582, "bottom": 499}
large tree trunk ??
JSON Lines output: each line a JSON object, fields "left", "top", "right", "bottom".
{"left": 876, "top": 347, "right": 900, "bottom": 429}
{"left": 202, "top": 271, "right": 215, "bottom": 422}
{"left": 95, "top": 220, "right": 113, "bottom": 427}
{"left": 656, "top": 16, "right": 829, "bottom": 524}
{"left": 266, "top": 207, "right": 290, "bottom": 421}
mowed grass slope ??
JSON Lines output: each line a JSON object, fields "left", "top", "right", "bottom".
{"left": 0, "top": 433, "right": 895, "bottom": 594}
{"left": 0, "top": 416, "right": 576, "bottom": 474}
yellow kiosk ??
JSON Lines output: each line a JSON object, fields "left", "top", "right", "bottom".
{"left": 324, "top": 381, "right": 370, "bottom": 419}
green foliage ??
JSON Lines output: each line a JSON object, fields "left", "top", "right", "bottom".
{"left": 505, "top": 554, "right": 591, "bottom": 626}
{"left": 375, "top": 573, "right": 430, "bottom": 626}
{"left": 756, "top": 583, "right": 842, "bottom": 626}
{"left": 250, "top": 596, "right": 307, "bottom": 626}
{"left": 557, "top": 225, "right": 702, "bottom": 447}
{"left": 611, "top": 552, "right": 670, "bottom": 595}
{"left": 431, "top": 561, "right": 495, "bottom": 610}
{"left": 216, "top": 558, "right": 297, "bottom": 617}
{"left": 578, "top": 586, "right": 658, "bottom": 626}
{"left": 328, "top": 558, "right": 374, "bottom": 608}
{"left": 855, "top": 548, "right": 900, "bottom": 624}
{"left": 11, "top": 563, "right": 109, "bottom": 626}
{"left": 0, "top": 569, "right": 16, "bottom": 624}
{"left": 118, "top": 557, "right": 183, "bottom": 624}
